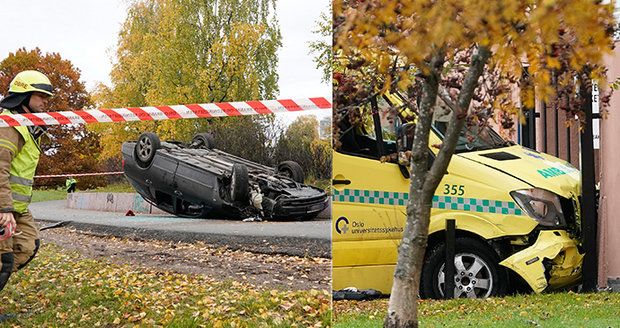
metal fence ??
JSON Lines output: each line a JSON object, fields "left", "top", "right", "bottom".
{"left": 518, "top": 84, "right": 599, "bottom": 292}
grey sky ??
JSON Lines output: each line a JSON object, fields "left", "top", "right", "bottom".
{"left": 0, "top": 0, "right": 330, "bottom": 121}
{"left": 0, "top": 0, "right": 127, "bottom": 90}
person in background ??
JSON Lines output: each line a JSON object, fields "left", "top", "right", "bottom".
{"left": 66, "top": 177, "right": 77, "bottom": 193}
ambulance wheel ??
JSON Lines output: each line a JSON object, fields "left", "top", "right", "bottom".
{"left": 420, "top": 237, "right": 508, "bottom": 299}
{"left": 135, "top": 132, "right": 160, "bottom": 168}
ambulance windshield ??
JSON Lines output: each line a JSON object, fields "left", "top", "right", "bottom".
{"left": 433, "top": 121, "right": 512, "bottom": 153}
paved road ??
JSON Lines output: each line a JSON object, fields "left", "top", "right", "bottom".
{"left": 31, "top": 200, "right": 331, "bottom": 258}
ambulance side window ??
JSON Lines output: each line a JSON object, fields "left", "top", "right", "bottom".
{"left": 378, "top": 96, "right": 398, "bottom": 156}
{"left": 338, "top": 97, "right": 397, "bottom": 159}
{"left": 338, "top": 106, "right": 381, "bottom": 159}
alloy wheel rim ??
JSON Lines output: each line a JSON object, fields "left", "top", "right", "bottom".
{"left": 438, "top": 252, "right": 493, "bottom": 298}
{"left": 138, "top": 138, "right": 152, "bottom": 161}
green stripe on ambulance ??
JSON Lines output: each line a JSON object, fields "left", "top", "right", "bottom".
{"left": 332, "top": 188, "right": 522, "bottom": 216}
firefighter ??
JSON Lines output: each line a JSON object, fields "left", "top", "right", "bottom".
{"left": 66, "top": 177, "right": 77, "bottom": 193}
{"left": 0, "top": 70, "right": 52, "bottom": 299}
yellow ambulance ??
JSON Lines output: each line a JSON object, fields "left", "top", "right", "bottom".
{"left": 332, "top": 92, "right": 583, "bottom": 298}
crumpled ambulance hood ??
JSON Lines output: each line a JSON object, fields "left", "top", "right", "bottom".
{"left": 458, "top": 145, "right": 581, "bottom": 198}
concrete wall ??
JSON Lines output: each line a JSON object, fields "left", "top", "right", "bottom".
{"left": 66, "top": 192, "right": 332, "bottom": 219}
{"left": 600, "top": 43, "right": 620, "bottom": 290}
{"left": 66, "top": 192, "right": 167, "bottom": 215}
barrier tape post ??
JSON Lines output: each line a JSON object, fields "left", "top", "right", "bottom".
{"left": 0, "top": 97, "right": 331, "bottom": 127}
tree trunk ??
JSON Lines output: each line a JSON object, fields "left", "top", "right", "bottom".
{"left": 384, "top": 46, "right": 490, "bottom": 328}
{"left": 384, "top": 52, "right": 444, "bottom": 328}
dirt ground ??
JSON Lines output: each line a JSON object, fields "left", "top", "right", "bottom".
{"left": 39, "top": 227, "right": 331, "bottom": 291}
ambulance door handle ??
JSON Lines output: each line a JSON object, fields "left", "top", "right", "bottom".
{"left": 332, "top": 179, "right": 351, "bottom": 185}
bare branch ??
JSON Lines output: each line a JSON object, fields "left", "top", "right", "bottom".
{"left": 437, "top": 86, "right": 458, "bottom": 112}
{"left": 423, "top": 45, "right": 491, "bottom": 194}
{"left": 408, "top": 49, "right": 446, "bottom": 203}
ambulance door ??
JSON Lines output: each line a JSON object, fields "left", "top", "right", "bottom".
{"left": 332, "top": 96, "right": 411, "bottom": 292}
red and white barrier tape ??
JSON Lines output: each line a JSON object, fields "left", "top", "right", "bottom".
{"left": 0, "top": 97, "right": 331, "bottom": 127}
{"left": 34, "top": 172, "right": 124, "bottom": 179}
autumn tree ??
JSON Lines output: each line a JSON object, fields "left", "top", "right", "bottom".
{"left": 334, "top": 1, "right": 617, "bottom": 327}
{"left": 309, "top": 6, "right": 332, "bottom": 84}
{"left": 208, "top": 115, "right": 281, "bottom": 165}
{"left": 0, "top": 48, "right": 104, "bottom": 189}
{"left": 36, "top": 126, "right": 103, "bottom": 188}
{"left": 275, "top": 115, "right": 330, "bottom": 180}
{"left": 91, "top": 0, "right": 282, "bottom": 162}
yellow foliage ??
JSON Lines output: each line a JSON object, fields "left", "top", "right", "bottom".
{"left": 335, "top": 0, "right": 616, "bottom": 107}
{"left": 90, "top": 0, "right": 282, "bottom": 161}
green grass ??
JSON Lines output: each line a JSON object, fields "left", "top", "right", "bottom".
{"left": 334, "top": 293, "right": 620, "bottom": 327}
{"left": 31, "top": 188, "right": 68, "bottom": 202}
{"left": 1, "top": 244, "right": 331, "bottom": 327}
{"left": 88, "top": 182, "right": 135, "bottom": 193}
{"left": 32, "top": 182, "right": 136, "bottom": 203}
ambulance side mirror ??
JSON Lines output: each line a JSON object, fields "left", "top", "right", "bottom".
{"left": 396, "top": 122, "right": 416, "bottom": 179}
{"left": 396, "top": 122, "right": 416, "bottom": 155}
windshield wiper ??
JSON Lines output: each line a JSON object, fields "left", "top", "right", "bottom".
{"left": 455, "top": 144, "right": 493, "bottom": 153}
{"left": 495, "top": 140, "right": 514, "bottom": 148}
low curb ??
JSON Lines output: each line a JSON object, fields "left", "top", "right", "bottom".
{"left": 66, "top": 192, "right": 332, "bottom": 219}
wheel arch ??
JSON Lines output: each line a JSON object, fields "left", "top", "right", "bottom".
{"left": 426, "top": 212, "right": 530, "bottom": 261}
{"left": 427, "top": 229, "right": 489, "bottom": 253}
{"left": 425, "top": 214, "right": 531, "bottom": 296}
{"left": 426, "top": 228, "right": 514, "bottom": 262}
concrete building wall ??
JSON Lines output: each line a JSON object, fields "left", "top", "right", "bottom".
{"left": 600, "top": 43, "right": 620, "bottom": 289}
{"left": 319, "top": 116, "right": 332, "bottom": 140}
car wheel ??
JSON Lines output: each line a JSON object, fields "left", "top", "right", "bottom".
{"left": 134, "top": 132, "right": 161, "bottom": 168}
{"left": 276, "top": 161, "right": 305, "bottom": 183}
{"left": 192, "top": 133, "right": 215, "bottom": 149}
{"left": 420, "top": 237, "right": 508, "bottom": 299}
{"left": 230, "top": 163, "right": 249, "bottom": 202}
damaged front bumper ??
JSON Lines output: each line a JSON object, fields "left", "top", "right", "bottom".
{"left": 500, "top": 230, "right": 583, "bottom": 293}
{"left": 271, "top": 193, "right": 329, "bottom": 219}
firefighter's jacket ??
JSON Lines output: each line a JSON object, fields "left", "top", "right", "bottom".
{"left": 0, "top": 110, "right": 41, "bottom": 214}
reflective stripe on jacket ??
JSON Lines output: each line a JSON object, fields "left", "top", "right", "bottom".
{"left": 0, "top": 110, "right": 41, "bottom": 213}
{"left": 65, "top": 178, "right": 76, "bottom": 188}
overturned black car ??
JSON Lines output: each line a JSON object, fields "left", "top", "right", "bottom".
{"left": 121, "top": 132, "right": 329, "bottom": 220}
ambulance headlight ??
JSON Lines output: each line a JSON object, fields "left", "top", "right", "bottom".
{"left": 511, "top": 188, "right": 565, "bottom": 228}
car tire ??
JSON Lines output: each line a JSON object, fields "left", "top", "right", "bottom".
{"left": 134, "top": 132, "right": 161, "bottom": 168}
{"left": 230, "top": 163, "right": 249, "bottom": 202}
{"left": 276, "top": 161, "right": 305, "bottom": 183}
{"left": 192, "top": 133, "right": 215, "bottom": 149}
{"left": 420, "top": 237, "right": 508, "bottom": 299}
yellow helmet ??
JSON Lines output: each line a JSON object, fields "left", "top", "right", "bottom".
{"left": 8, "top": 70, "right": 53, "bottom": 96}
